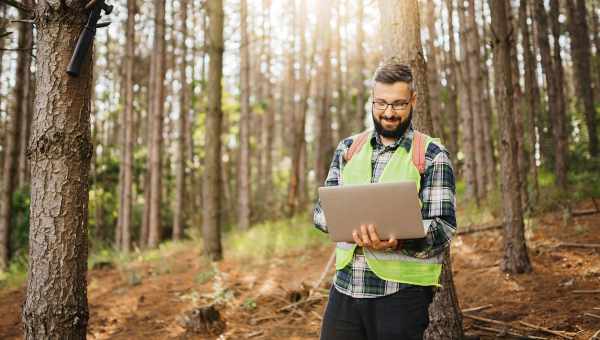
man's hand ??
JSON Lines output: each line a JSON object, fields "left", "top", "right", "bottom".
{"left": 352, "top": 224, "right": 402, "bottom": 251}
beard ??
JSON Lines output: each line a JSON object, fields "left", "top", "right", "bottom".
{"left": 372, "top": 108, "right": 413, "bottom": 139}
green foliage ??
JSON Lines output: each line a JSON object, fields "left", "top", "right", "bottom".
{"left": 10, "top": 185, "right": 30, "bottom": 259}
{"left": 0, "top": 251, "right": 28, "bottom": 289}
{"left": 242, "top": 298, "right": 257, "bottom": 310}
{"left": 225, "top": 214, "right": 329, "bottom": 262}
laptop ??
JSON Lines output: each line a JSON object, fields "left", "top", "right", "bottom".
{"left": 318, "top": 181, "right": 425, "bottom": 243}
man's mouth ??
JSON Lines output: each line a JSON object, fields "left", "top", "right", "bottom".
{"left": 382, "top": 116, "right": 400, "bottom": 124}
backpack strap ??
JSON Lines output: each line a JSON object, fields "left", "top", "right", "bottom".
{"left": 411, "top": 130, "right": 427, "bottom": 175}
{"left": 343, "top": 129, "right": 429, "bottom": 175}
{"left": 343, "top": 130, "right": 371, "bottom": 162}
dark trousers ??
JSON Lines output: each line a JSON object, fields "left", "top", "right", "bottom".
{"left": 320, "top": 286, "right": 434, "bottom": 340}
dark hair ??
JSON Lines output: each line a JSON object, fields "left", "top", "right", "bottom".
{"left": 373, "top": 58, "right": 414, "bottom": 91}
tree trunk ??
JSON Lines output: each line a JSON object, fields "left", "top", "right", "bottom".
{"left": 17, "top": 3, "right": 34, "bottom": 188}
{"left": 377, "top": 1, "right": 464, "bottom": 338}
{"left": 0, "top": 6, "right": 31, "bottom": 269}
{"left": 354, "top": 1, "right": 367, "bottom": 133}
{"left": 238, "top": 0, "right": 251, "bottom": 230}
{"left": 173, "top": 0, "right": 188, "bottom": 240}
{"left": 424, "top": 0, "right": 446, "bottom": 142}
{"left": 288, "top": 0, "right": 307, "bottom": 216}
{"left": 490, "top": 0, "right": 533, "bottom": 274}
{"left": 519, "top": 0, "right": 540, "bottom": 206}
{"left": 203, "top": 0, "right": 224, "bottom": 261}
{"left": 457, "top": 1, "right": 478, "bottom": 202}
{"left": 119, "top": 0, "right": 136, "bottom": 252}
{"left": 443, "top": 0, "right": 460, "bottom": 168}
{"left": 466, "top": 0, "right": 487, "bottom": 201}
{"left": 148, "top": 0, "right": 166, "bottom": 248}
{"left": 262, "top": 0, "right": 274, "bottom": 220}
{"left": 314, "top": 1, "right": 334, "bottom": 187}
{"left": 590, "top": 1, "right": 600, "bottom": 104}
{"left": 506, "top": 0, "right": 529, "bottom": 210}
{"left": 548, "top": 0, "right": 568, "bottom": 190}
{"left": 22, "top": 3, "right": 94, "bottom": 338}
{"left": 566, "top": 0, "right": 598, "bottom": 158}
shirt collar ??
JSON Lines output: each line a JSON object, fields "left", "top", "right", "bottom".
{"left": 370, "top": 124, "right": 414, "bottom": 151}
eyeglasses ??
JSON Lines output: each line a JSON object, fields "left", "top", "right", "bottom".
{"left": 372, "top": 100, "right": 411, "bottom": 112}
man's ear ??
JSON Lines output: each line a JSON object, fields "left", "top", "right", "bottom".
{"left": 411, "top": 91, "right": 418, "bottom": 106}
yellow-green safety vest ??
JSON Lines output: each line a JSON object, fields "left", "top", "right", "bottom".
{"left": 336, "top": 129, "right": 444, "bottom": 287}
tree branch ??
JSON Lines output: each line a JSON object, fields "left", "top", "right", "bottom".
{"left": 0, "top": 0, "right": 33, "bottom": 13}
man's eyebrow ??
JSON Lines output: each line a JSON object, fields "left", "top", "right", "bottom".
{"left": 373, "top": 98, "right": 410, "bottom": 103}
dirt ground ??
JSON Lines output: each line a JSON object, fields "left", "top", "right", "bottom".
{"left": 1, "top": 199, "right": 599, "bottom": 339}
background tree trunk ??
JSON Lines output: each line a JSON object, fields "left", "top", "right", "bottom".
{"left": 203, "top": 0, "right": 224, "bottom": 261}
{"left": 173, "top": 0, "right": 188, "bottom": 240}
{"left": 22, "top": 3, "right": 94, "bottom": 338}
{"left": 16, "top": 2, "right": 34, "bottom": 189}
{"left": 377, "top": 1, "right": 464, "bottom": 338}
{"left": 466, "top": 0, "right": 487, "bottom": 201}
{"left": 457, "top": 1, "right": 478, "bottom": 203}
{"left": 238, "top": 0, "right": 251, "bottom": 231}
{"left": 148, "top": 0, "right": 166, "bottom": 248}
{"left": 566, "top": 0, "right": 598, "bottom": 158}
{"left": 548, "top": 0, "right": 568, "bottom": 190}
{"left": 314, "top": 0, "right": 334, "bottom": 186}
{"left": 443, "top": 0, "right": 460, "bottom": 168}
{"left": 120, "top": 0, "right": 136, "bottom": 252}
{"left": 519, "top": 0, "right": 540, "bottom": 205}
{"left": 490, "top": 0, "right": 533, "bottom": 275}
{"left": 0, "top": 7, "right": 31, "bottom": 269}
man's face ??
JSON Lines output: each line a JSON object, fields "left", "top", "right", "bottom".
{"left": 372, "top": 82, "right": 416, "bottom": 138}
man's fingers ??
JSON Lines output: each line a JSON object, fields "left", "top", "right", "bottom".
{"left": 387, "top": 238, "right": 398, "bottom": 250}
{"left": 352, "top": 230, "right": 363, "bottom": 247}
{"left": 360, "top": 224, "right": 370, "bottom": 246}
{"left": 368, "top": 224, "right": 381, "bottom": 248}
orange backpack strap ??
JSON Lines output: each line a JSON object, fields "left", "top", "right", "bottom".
{"left": 411, "top": 130, "right": 427, "bottom": 175}
{"left": 343, "top": 130, "right": 371, "bottom": 162}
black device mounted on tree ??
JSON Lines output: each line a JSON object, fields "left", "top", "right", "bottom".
{"left": 66, "top": 0, "right": 113, "bottom": 77}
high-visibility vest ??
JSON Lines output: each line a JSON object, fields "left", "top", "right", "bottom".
{"left": 335, "top": 129, "right": 444, "bottom": 287}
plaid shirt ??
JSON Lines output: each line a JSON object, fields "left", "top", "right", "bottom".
{"left": 313, "top": 125, "right": 457, "bottom": 298}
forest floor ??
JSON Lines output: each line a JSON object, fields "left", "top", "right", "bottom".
{"left": 0, "top": 199, "right": 599, "bottom": 339}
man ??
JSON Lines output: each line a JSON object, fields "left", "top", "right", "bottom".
{"left": 313, "top": 61, "right": 456, "bottom": 340}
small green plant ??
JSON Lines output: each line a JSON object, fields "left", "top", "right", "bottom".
{"left": 242, "top": 298, "right": 257, "bottom": 310}
{"left": 195, "top": 268, "right": 216, "bottom": 285}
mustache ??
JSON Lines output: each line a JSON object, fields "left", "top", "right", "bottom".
{"left": 380, "top": 115, "right": 401, "bottom": 121}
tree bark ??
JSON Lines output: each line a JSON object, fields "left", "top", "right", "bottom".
{"left": 566, "top": 0, "right": 598, "bottom": 158}
{"left": 548, "top": 0, "right": 568, "bottom": 190}
{"left": 17, "top": 2, "right": 34, "bottom": 188}
{"left": 377, "top": 1, "right": 464, "bottom": 338}
{"left": 506, "top": 0, "right": 529, "bottom": 210}
{"left": 22, "top": 2, "right": 94, "bottom": 338}
{"left": 262, "top": 0, "right": 274, "bottom": 220}
{"left": 238, "top": 0, "right": 251, "bottom": 230}
{"left": 314, "top": 0, "right": 334, "bottom": 186}
{"left": 118, "top": 0, "right": 136, "bottom": 252}
{"left": 288, "top": 0, "right": 308, "bottom": 216}
{"left": 443, "top": 0, "right": 460, "bottom": 168}
{"left": 466, "top": 0, "right": 487, "bottom": 200}
{"left": 203, "top": 0, "right": 224, "bottom": 261}
{"left": 354, "top": 1, "right": 367, "bottom": 133}
{"left": 519, "top": 0, "right": 540, "bottom": 205}
{"left": 424, "top": 0, "right": 446, "bottom": 142}
{"left": 148, "top": 0, "right": 166, "bottom": 248}
{"left": 457, "top": 1, "right": 478, "bottom": 202}
{"left": 490, "top": 0, "right": 533, "bottom": 274}
{"left": 173, "top": 0, "right": 188, "bottom": 240}
{"left": 0, "top": 3, "right": 32, "bottom": 269}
